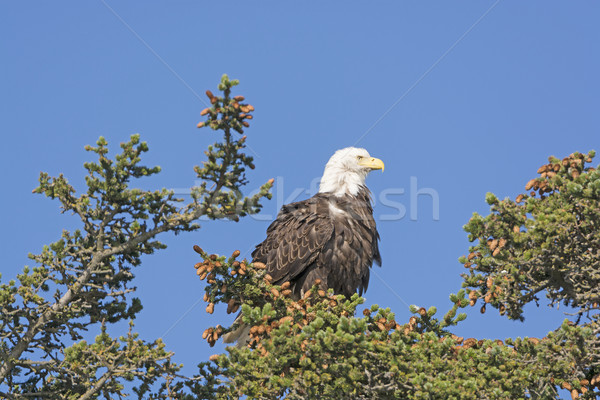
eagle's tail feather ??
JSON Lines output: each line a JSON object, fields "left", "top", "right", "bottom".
{"left": 222, "top": 314, "right": 251, "bottom": 347}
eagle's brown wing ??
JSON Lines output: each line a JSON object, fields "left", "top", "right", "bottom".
{"left": 252, "top": 195, "right": 334, "bottom": 284}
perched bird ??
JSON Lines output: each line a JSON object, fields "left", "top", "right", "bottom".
{"left": 224, "top": 147, "right": 383, "bottom": 344}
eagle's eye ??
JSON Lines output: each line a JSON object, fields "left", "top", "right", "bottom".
{"left": 356, "top": 156, "right": 363, "bottom": 161}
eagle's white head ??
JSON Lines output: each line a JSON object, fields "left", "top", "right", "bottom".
{"left": 318, "top": 147, "right": 384, "bottom": 196}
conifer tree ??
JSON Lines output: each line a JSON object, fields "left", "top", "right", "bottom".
{"left": 0, "top": 75, "right": 271, "bottom": 399}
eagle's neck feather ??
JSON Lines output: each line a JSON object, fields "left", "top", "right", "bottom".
{"left": 318, "top": 165, "right": 368, "bottom": 197}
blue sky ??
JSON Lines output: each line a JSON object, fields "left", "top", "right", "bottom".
{"left": 1, "top": 0, "right": 599, "bottom": 392}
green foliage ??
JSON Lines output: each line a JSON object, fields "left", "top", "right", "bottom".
{"left": 0, "top": 76, "right": 271, "bottom": 398}
{"left": 47, "top": 321, "right": 177, "bottom": 399}
{"left": 181, "top": 241, "right": 600, "bottom": 399}
{"left": 194, "top": 74, "right": 272, "bottom": 222}
{"left": 461, "top": 151, "right": 600, "bottom": 321}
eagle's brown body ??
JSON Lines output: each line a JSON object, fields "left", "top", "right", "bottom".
{"left": 252, "top": 186, "right": 381, "bottom": 298}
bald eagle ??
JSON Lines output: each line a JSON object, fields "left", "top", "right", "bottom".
{"left": 224, "top": 147, "right": 383, "bottom": 344}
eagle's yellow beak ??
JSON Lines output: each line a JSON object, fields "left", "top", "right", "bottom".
{"left": 358, "top": 157, "right": 385, "bottom": 172}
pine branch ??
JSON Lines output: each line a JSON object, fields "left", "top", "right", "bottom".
{"left": 0, "top": 75, "right": 272, "bottom": 397}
